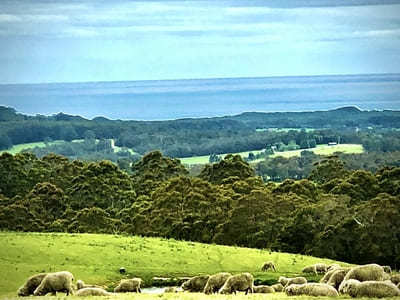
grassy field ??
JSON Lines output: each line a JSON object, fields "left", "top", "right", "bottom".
{"left": 0, "top": 140, "right": 67, "bottom": 155}
{"left": 179, "top": 144, "right": 364, "bottom": 165}
{"left": 179, "top": 149, "right": 266, "bottom": 165}
{"left": 0, "top": 232, "right": 347, "bottom": 299}
{"left": 270, "top": 144, "right": 364, "bottom": 158}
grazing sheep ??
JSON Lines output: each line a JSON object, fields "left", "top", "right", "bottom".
{"left": 328, "top": 264, "right": 341, "bottom": 271}
{"left": 339, "top": 264, "right": 387, "bottom": 291}
{"left": 114, "top": 278, "right": 142, "bottom": 293}
{"left": 261, "top": 261, "right": 276, "bottom": 272}
{"left": 302, "top": 265, "right": 317, "bottom": 274}
{"left": 315, "top": 263, "right": 329, "bottom": 273}
{"left": 327, "top": 268, "right": 351, "bottom": 290}
{"left": 76, "top": 279, "right": 105, "bottom": 290}
{"left": 164, "top": 287, "right": 179, "bottom": 293}
{"left": 271, "top": 283, "right": 284, "bottom": 292}
{"left": 303, "top": 263, "right": 328, "bottom": 274}
{"left": 285, "top": 283, "right": 339, "bottom": 297}
{"left": 218, "top": 273, "right": 254, "bottom": 294}
{"left": 203, "top": 272, "right": 231, "bottom": 294}
{"left": 390, "top": 274, "right": 400, "bottom": 285}
{"left": 320, "top": 269, "right": 338, "bottom": 283}
{"left": 339, "top": 279, "right": 400, "bottom": 297}
{"left": 17, "top": 273, "right": 47, "bottom": 296}
{"left": 76, "top": 288, "right": 112, "bottom": 296}
{"left": 253, "top": 285, "right": 274, "bottom": 293}
{"left": 383, "top": 266, "right": 392, "bottom": 274}
{"left": 279, "top": 276, "right": 307, "bottom": 287}
{"left": 181, "top": 275, "right": 210, "bottom": 292}
{"left": 33, "top": 271, "right": 74, "bottom": 296}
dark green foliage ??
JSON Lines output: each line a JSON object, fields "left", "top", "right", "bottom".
{"left": 199, "top": 154, "right": 255, "bottom": 184}
{"left": 0, "top": 151, "right": 399, "bottom": 269}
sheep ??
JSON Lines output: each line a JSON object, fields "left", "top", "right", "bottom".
{"left": 390, "top": 274, "right": 400, "bottom": 285}
{"left": 114, "top": 278, "right": 142, "bottom": 293}
{"left": 339, "top": 264, "right": 387, "bottom": 291}
{"left": 33, "top": 271, "right": 74, "bottom": 296}
{"left": 285, "top": 283, "right": 339, "bottom": 297}
{"left": 75, "top": 288, "right": 112, "bottom": 296}
{"left": 315, "top": 263, "right": 329, "bottom": 274}
{"left": 326, "top": 268, "right": 351, "bottom": 290}
{"left": 164, "top": 287, "right": 180, "bottom": 293}
{"left": 76, "top": 279, "right": 105, "bottom": 290}
{"left": 383, "top": 266, "right": 392, "bottom": 274}
{"left": 303, "top": 263, "right": 328, "bottom": 274}
{"left": 181, "top": 275, "right": 209, "bottom": 292}
{"left": 203, "top": 272, "right": 231, "bottom": 294}
{"left": 218, "top": 273, "right": 254, "bottom": 294}
{"left": 261, "top": 261, "right": 276, "bottom": 272}
{"left": 253, "top": 285, "right": 274, "bottom": 293}
{"left": 302, "top": 265, "right": 317, "bottom": 274}
{"left": 17, "top": 273, "right": 47, "bottom": 296}
{"left": 339, "top": 279, "right": 400, "bottom": 297}
{"left": 320, "top": 268, "right": 338, "bottom": 283}
{"left": 278, "top": 276, "right": 307, "bottom": 287}
{"left": 328, "top": 264, "right": 341, "bottom": 271}
{"left": 271, "top": 283, "right": 284, "bottom": 292}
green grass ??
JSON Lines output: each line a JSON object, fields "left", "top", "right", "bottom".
{"left": 256, "top": 128, "right": 315, "bottom": 133}
{"left": 0, "top": 140, "right": 66, "bottom": 155}
{"left": 270, "top": 144, "right": 364, "bottom": 158}
{"left": 0, "top": 139, "right": 139, "bottom": 156}
{"left": 0, "top": 232, "right": 348, "bottom": 299}
{"left": 179, "top": 149, "right": 265, "bottom": 165}
{"left": 179, "top": 144, "right": 364, "bottom": 165}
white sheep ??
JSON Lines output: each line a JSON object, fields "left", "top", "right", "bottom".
{"left": 33, "top": 271, "right": 74, "bottom": 296}
{"left": 114, "top": 278, "right": 142, "bottom": 293}
{"left": 75, "top": 287, "right": 112, "bottom": 296}
{"left": 271, "top": 283, "right": 284, "bottom": 292}
{"left": 218, "top": 273, "right": 254, "bottom": 294}
{"left": 253, "top": 285, "right": 274, "bottom": 293}
{"left": 285, "top": 283, "right": 339, "bottom": 297}
{"left": 339, "top": 279, "right": 400, "bottom": 297}
{"left": 279, "top": 276, "right": 307, "bottom": 287}
{"left": 17, "top": 273, "right": 47, "bottom": 297}
{"left": 203, "top": 272, "right": 231, "bottom": 294}
{"left": 339, "top": 264, "right": 387, "bottom": 292}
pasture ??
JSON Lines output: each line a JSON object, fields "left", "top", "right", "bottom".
{"left": 0, "top": 232, "right": 344, "bottom": 299}
{"left": 179, "top": 144, "right": 364, "bottom": 165}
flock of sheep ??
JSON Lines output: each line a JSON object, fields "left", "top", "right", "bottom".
{"left": 16, "top": 262, "right": 400, "bottom": 298}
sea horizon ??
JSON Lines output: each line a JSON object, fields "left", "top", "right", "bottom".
{"left": 1, "top": 73, "right": 399, "bottom": 121}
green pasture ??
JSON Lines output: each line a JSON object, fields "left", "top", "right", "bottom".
{"left": 0, "top": 140, "right": 66, "bottom": 155}
{"left": 179, "top": 149, "right": 265, "bottom": 165}
{"left": 270, "top": 144, "right": 364, "bottom": 158}
{"left": 180, "top": 144, "right": 364, "bottom": 165}
{"left": 0, "top": 232, "right": 347, "bottom": 299}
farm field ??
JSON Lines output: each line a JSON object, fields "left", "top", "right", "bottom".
{"left": 0, "top": 232, "right": 344, "bottom": 299}
{"left": 179, "top": 144, "right": 364, "bottom": 165}
{"left": 270, "top": 144, "right": 364, "bottom": 158}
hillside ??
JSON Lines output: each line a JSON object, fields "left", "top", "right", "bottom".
{"left": 0, "top": 232, "right": 345, "bottom": 298}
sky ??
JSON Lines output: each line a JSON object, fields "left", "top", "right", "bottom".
{"left": 0, "top": 0, "right": 400, "bottom": 84}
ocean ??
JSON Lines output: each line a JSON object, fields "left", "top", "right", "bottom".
{"left": 0, "top": 73, "right": 399, "bottom": 120}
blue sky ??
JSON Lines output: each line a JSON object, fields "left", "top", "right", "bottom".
{"left": 1, "top": 0, "right": 400, "bottom": 84}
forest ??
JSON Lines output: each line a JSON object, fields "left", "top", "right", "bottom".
{"left": 1, "top": 151, "right": 399, "bottom": 269}
{"left": 1, "top": 106, "right": 400, "bottom": 160}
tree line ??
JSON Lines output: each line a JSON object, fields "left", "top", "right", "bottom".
{"left": 2, "top": 106, "right": 400, "bottom": 157}
{"left": 1, "top": 151, "right": 399, "bottom": 269}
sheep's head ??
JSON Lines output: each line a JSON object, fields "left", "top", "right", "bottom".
{"left": 339, "top": 279, "right": 359, "bottom": 295}
{"left": 76, "top": 280, "right": 84, "bottom": 289}
{"left": 284, "top": 285, "right": 296, "bottom": 296}
{"left": 181, "top": 280, "right": 191, "bottom": 290}
{"left": 17, "top": 286, "right": 29, "bottom": 297}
